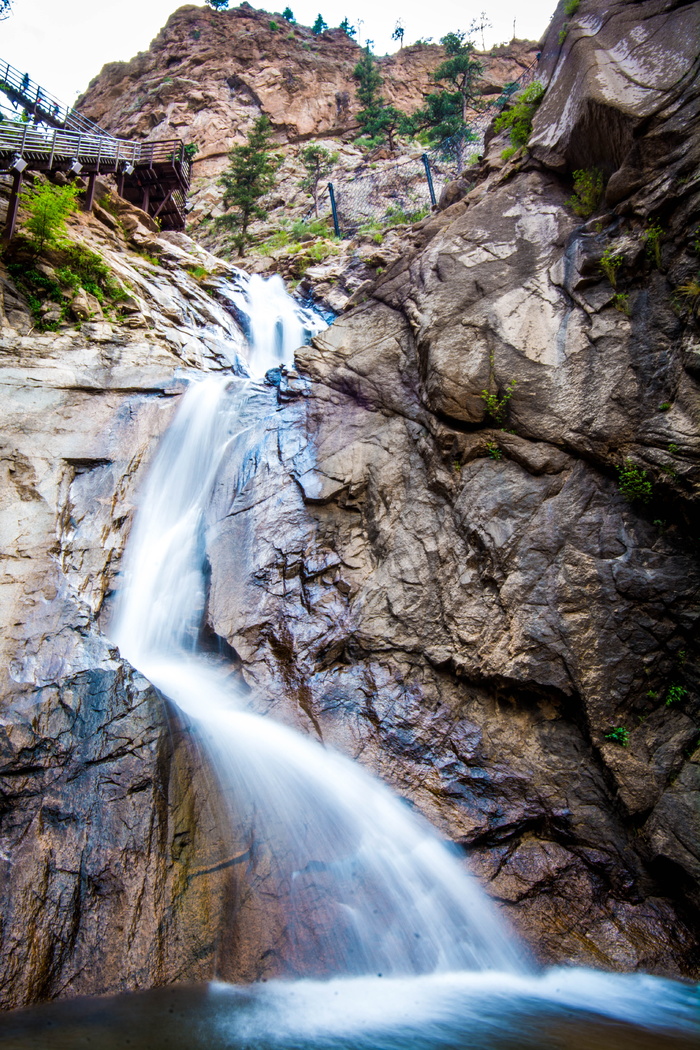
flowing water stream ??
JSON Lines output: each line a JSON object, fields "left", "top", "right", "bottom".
{"left": 4, "top": 273, "right": 696, "bottom": 1048}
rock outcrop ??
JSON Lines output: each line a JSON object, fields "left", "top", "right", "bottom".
{"left": 0, "top": 0, "right": 699, "bottom": 1013}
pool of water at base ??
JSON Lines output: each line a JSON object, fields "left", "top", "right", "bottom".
{"left": 1, "top": 971, "right": 698, "bottom": 1050}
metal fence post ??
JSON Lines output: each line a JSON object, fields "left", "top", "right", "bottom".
{"left": 328, "top": 181, "right": 341, "bottom": 238}
{"left": 422, "top": 153, "right": 437, "bottom": 208}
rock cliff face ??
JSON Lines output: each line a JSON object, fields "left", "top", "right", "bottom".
{"left": 0, "top": 0, "right": 699, "bottom": 1013}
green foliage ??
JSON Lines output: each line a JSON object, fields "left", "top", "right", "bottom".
{"left": 206, "top": 0, "right": 228, "bottom": 8}
{"left": 186, "top": 264, "right": 210, "bottom": 280}
{"left": 493, "top": 82, "right": 544, "bottom": 149}
{"left": 481, "top": 379, "right": 517, "bottom": 424}
{"left": 7, "top": 242, "right": 128, "bottom": 330}
{"left": 268, "top": 20, "right": 278, "bottom": 31}
{"left": 666, "top": 685, "right": 688, "bottom": 706}
{"left": 558, "top": 25, "right": 569, "bottom": 45}
{"left": 339, "top": 17, "right": 355, "bottom": 37}
{"left": 617, "top": 459, "right": 652, "bottom": 504}
{"left": 677, "top": 276, "right": 700, "bottom": 315}
{"left": 501, "top": 146, "right": 517, "bottom": 161}
{"left": 384, "top": 204, "right": 429, "bottom": 225}
{"left": 485, "top": 441, "right": 502, "bottom": 460}
{"left": 312, "top": 13, "right": 328, "bottom": 34}
{"left": 434, "top": 31, "right": 484, "bottom": 127}
{"left": 216, "top": 115, "right": 281, "bottom": 256}
{"left": 282, "top": 7, "right": 294, "bottom": 21}
{"left": 299, "top": 144, "right": 339, "bottom": 216}
{"left": 567, "top": 168, "right": 604, "bottom": 218}
{"left": 612, "top": 292, "right": 630, "bottom": 314}
{"left": 564, "top": 0, "right": 580, "bottom": 12}
{"left": 391, "top": 20, "right": 405, "bottom": 47}
{"left": 353, "top": 47, "right": 383, "bottom": 110}
{"left": 600, "top": 246, "right": 624, "bottom": 287}
{"left": 604, "top": 727, "right": 629, "bottom": 747}
{"left": 184, "top": 143, "right": 199, "bottom": 160}
{"left": 643, "top": 221, "right": 663, "bottom": 268}
{"left": 19, "top": 181, "right": 80, "bottom": 253}
{"left": 352, "top": 48, "right": 411, "bottom": 149}
{"left": 658, "top": 402, "right": 671, "bottom": 411}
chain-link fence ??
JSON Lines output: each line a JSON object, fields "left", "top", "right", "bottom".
{"left": 322, "top": 59, "right": 540, "bottom": 237}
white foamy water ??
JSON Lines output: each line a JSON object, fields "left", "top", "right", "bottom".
{"left": 111, "top": 270, "right": 699, "bottom": 1031}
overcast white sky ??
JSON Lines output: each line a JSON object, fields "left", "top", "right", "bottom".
{"left": 0, "top": 0, "right": 557, "bottom": 105}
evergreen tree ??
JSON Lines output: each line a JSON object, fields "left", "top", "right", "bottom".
{"left": 206, "top": 0, "right": 229, "bottom": 9}
{"left": 299, "top": 144, "right": 338, "bottom": 217}
{"left": 282, "top": 7, "right": 295, "bottom": 21}
{"left": 216, "top": 116, "right": 281, "bottom": 256}
{"left": 312, "top": 14, "right": 328, "bottom": 34}
{"left": 352, "top": 48, "right": 410, "bottom": 151}
{"left": 338, "top": 17, "right": 356, "bottom": 37}
{"left": 352, "top": 47, "right": 383, "bottom": 111}
{"left": 433, "top": 32, "right": 484, "bottom": 126}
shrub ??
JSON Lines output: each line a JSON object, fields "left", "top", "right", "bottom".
{"left": 481, "top": 379, "right": 517, "bottom": 424}
{"left": 184, "top": 143, "right": 199, "bottom": 160}
{"left": 493, "top": 82, "right": 545, "bottom": 149}
{"left": 666, "top": 685, "right": 688, "bottom": 706}
{"left": 600, "top": 246, "right": 624, "bottom": 287}
{"left": 268, "top": 20, "right": 278, "bottom": 31}
{"left": 643, "top": 221, "right": 663, "bottom": 267}
{"left": 604, "top": 727, "right": 629, "bottom": 747}
{"left": 19, "top": 181, "right": 80, "bottom": 253}
{"left": 567, "top": 168, "right": 603, "bottom": 218}
{"left": 485, "top": 441, "right": 502, "bottom": 460}
{"left": 677, "top": 276, "right": 700, "bottom": 314}
{"left": 564, "top": 0, "right": 580, "bottom": 14}
{"left": 612, "top": 292, "right": 630, "bottom": 314}
{"left": 558, "top": 25, "right": 569, "bottom": 44}
{"left": 617, "top": 459, "right": 652, "bottom": 503}
{"left": 658, "top": 402, "right": 671, "bottom": 411}
{"left": 501, "top": 146, "right": 517, "bottom": 161}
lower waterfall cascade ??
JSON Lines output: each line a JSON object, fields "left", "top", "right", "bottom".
{"left": 94, "top": 271, "right": 700, "bottom": 1045}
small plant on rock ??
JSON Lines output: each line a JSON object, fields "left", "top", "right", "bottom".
{"left": 485, "top": 441, "right": 502, "bottom": 460}
{"left": 604, "top": 726, "right": 630, "bottom": 747}
{"left": 493, "top": 81, "right": 544, "bottom": 151}
{"left": 567, "top": 168, "right": 604, "bottom": 218}
{"left": 666, "top": 684, "right": 688, "bottom": 706}
{"left": 617, "top": 459, "right": 652, "bottom": 504}
{"left": 643, "top": 221, "right": 663, "bottom": 268}
{"left": 600, "top": 245, "right": 624, "bottom": 287}
{"left": 564, "top": 0, "right": 580, "bottom": 13}
{"left": 480, "top": 379, "right": 517, "bottom": 424}
{"left": 677, "top": 276, "right": 700, "bottom": 315}
{"left": 612, "top": 292, "right": 631, "bottom": 314}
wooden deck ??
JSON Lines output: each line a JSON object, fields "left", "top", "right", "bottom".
{"left": 0, "top": 59, "right": 191, "bottom": 237}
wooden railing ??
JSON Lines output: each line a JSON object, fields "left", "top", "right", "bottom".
{"left": 0, "top": 119, "right": 190, "bottom": 172}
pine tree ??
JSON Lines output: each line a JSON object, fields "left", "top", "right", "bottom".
{"left": 216, "top": 116, "right": 281, "bottom": 256}
{"left": 299, "top": 144, "right": 338, "bottom": 217}
{"left": 338, "top": 17, "right": 355, "bottom": 37}
{"left": 206, "top": 0, "right": 229, "bottom": 9}
{"left": 312, "top": 14, "right": 328, "bottom": 34}
{"left": 352, "top": 47, "right": 382, "bottom": 110}
{"left": 282, "top": 7, "right": 295, "bottom": 21}
{"left": 434, "top": 32, "right": 484, "bottom": 126}
{"left": 352, "top": 48, "right": 409, "bottom": 151}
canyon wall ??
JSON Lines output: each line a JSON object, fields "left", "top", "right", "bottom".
{"left": 0, "top": 0, "right": 699, "bottom": 1010}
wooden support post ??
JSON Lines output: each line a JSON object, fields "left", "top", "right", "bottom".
{"left": 3, "top": 170, "right": 23, "bottom": 242}
{"left": 141, "top": 186, "right": 150, "bottom": 213}
{"left": 84, "top": 172, "right": 97, "bottom": 212}
{"left": 116, "top": 172, "right": 125, "bottom": 198}
{"left": 152, "top": 189, "right": 173, "bottom": 219}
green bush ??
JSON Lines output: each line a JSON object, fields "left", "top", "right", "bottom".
{"left": 643, "top": 221, "right": 663, "bottom": 267}
{"left": 485, "top": 441, "right": 502, "bottom": 460}
{"left": 612, "top": 292, "right": 630, "bottom": 314}
{"left": 268, "top": 20, "right": 278, "bottom": 31}
{"left": 493, "top": 82, "right": 545, "bottom": 150}
{"left": 19, "top": 181, "right": 80, "bottom": 252}
{"left": 665, "top": 685, "right": 688, "bottom": 706}
{"left": 617, "top": 459, "right": 652, "bottom": 504}
{"left": 604, "top": 727, "right": 629, "bottom": 747}
{"left": 481, "top": 379, "right": 517, "bottom": 424}
{"left": 600, "top": 246, "right": 624, "bottom": 287}
{"left": 568, "top": 168, "right": 604, "bottom": 218}
{"left": 501, "top": 146, "right": 517, "bottom": 161}
{"left": 564, "top": 0, "right": 580, "bottom": 13}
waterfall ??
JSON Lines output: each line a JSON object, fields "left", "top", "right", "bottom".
{"left": 107, "top": 272, "right": 700, "bottom": 1043}
{"left": 111, "top": 270, "right": 523, "bottom": 978}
